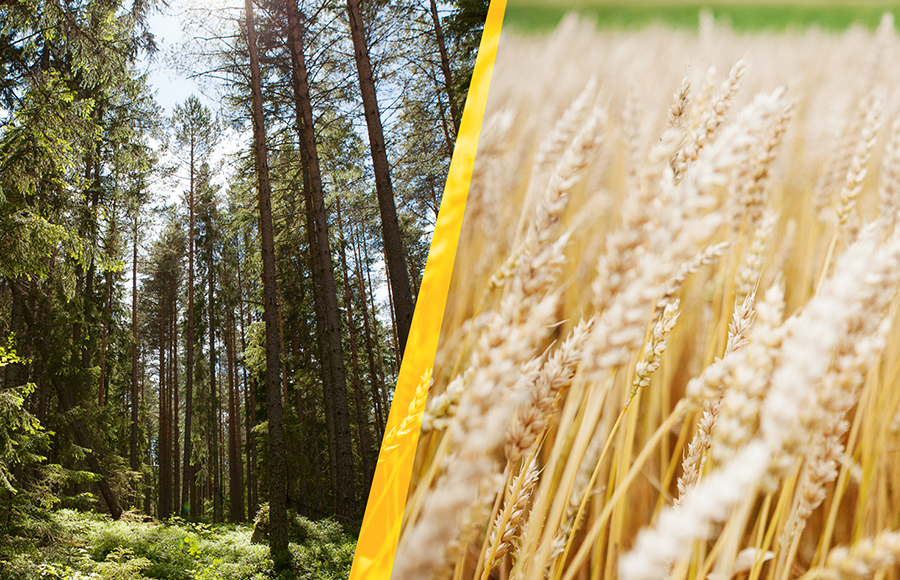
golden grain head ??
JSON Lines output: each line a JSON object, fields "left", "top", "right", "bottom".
{"left": 394, "top": 13, "right": 900, "bottom": 580}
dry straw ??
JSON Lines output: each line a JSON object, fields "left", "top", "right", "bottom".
{"left": 393, "top": 13, "right": 900, "bottom": 580}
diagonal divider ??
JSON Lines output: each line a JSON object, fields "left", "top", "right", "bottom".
{"left": 348, "top": 1, "right": 508, "bottom": 577}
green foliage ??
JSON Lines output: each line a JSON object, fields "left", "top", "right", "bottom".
{"left": 0, "top": 70, "right": 97, "bottom": 289}
{"left": 249, "top": 504, "right": 354, "bottom": 579}
{"left": 0, "top": 337, "right": 54, "bottom": 515}
{"left": 0, "top": 382, "right": 46, "bottom": 493}
{"left": 287, "top": 540, "right": 355, "bottom": 580}
{"left": 172, "top": 96, "right": 219, "bottom": 166}
{"left": 0, "top": 212, "right": 72, "bottom": 287}
{"left": 0, "top": 336, "right": 28, "bottom": 370}
{"left": 444, "top": 0, "right": 490, "bottom": 101}
{"left": 243, "top": 321, "right": 267, "bottom": 386}
{"left": 0, "top": 70, "right": 96, "bottom": 201}
{"left": 445, "top": 0, "right": 490, "bottom": 62}
{"left": 93, "top": 547, "right": 152, "bottom": 580}
{"left": 0, "top": 510, "right": 355, "bottom": 580}
{"left": 251, "top": 504, "right": 347, "bottom": 547}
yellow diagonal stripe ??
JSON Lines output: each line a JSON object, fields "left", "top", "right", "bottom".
{"left": 348, "top": 1, "right": 507, "bottom": 577}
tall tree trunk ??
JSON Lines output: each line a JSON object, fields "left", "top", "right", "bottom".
{"left": 273, "top": 277, "right": 296, "bottom": 513}
{"left": 80, "top": 147, "right": 101, "bottom": 384}
{"left": 227, "top": 309, "right": 244, "bottom": 522}
{"left": 275, "top": 274, "right": 303, "bottom": 512}
{"left": 286, "top": 5, "right": 337, "bottom": 512}
{"left": 292, "top": 364, "right": 308, "bottom": 512}
{"left": 300, "top": 161, "right": 338, "bottom": 508}
{"left": 383, "top": 265, "right": 400, "bottom": 365}
{"left": 219, "top": 414, "right": 225, "bottom": 519}
{"left": 351, "top": 227, "right": 384, "bottom": 439}
{"left": 336, "top": 201, "right": 373, "bottom": 500}
{"left": 172, "top": 299, "right": 181, "bottom": 516}
{"left": 159, "top": 314, "right": 171, "bottom": 519}
{"left": 285, "top": 0, "right": 356, "bottom": 521}
{"left": 427, "top": 0, "right": 460, "bottom": 136}
{"left": 98, "top": 269, "right": 111, "bottom": 407}
{"left": 143, "top": 351, "right": 152, "bottom": 515}
{"left": 99, "top": 196, "right": 118, "bottom": 407}
{"left": 165, "top": 315, "right": 173, "bottom": 520}
{"left": 433, "top": 76, "right": 456, "bottom": 160}
{"left": 209, "top": 240, "right": 221, "bottom": 523}
{"left": 70, "top": 272, "right": 84, "bottom": 391}
{"left": 361, "top": 229, "right": 396, "bottom": 383}
{"left": 305, "top": 182, "right": 339, "bottom": 505}
{"left": 286, "top": 261, "right": 310, "bottom": 514}
{"left": 183, "top": 135, "right": 197, "bottom": 519}
{"left": 245, "top": 0, "right": 290, "bottom": 566}
{"left": 345, "top": 0, "right": 415, "bottom": 358}
{"left": 131, "top": 214, "right": 139, "bottom": 475}
{"left": 275, "top": 282, "right": 290, "bottom": 409}
{"left": 166, "top": 308, "right": 173, "bottom": 518}
{"left": 238, "top": 260, "right": 257, "bottom": 517}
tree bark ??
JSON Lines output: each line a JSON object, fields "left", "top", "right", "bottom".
{"left": 345, "top": 0, "right": 415, "bottom": 358}
{"left": 131, "top": 214, "right": 139, "bottom": 473}
{"left": 159, "top": 310, "right": 171, "bottom": 519}
{"left": 383, "top": 263, "right": 401, "bottom": 366}
{"left": 238, "top": 259, "right": 257, "bottom": 517}
{"left": 227, "top": 309, "right": 244, "bottom": 522}
{"left": 351, "top": 227, "right": 384, "bottom": 439}
{"left": 245, "top": 0, "right": 290, "bottom": 566}
{"left": 98, "top": 195, "right": 119, "bottom": 407}
{"left": 208, "top": 233, "right": 221, "bottom": 523}
{"left": 183, "top": 134, "right": 196, "bottom": 519}
{"left": 336, "top": 201, "right": 373, "bottom": 500}
{"left": 285, "top": 0, "right": 356, "bottom": 522}
{"left": 361, "top": 229, "right": 397, "bottom": 383}
{"left": 300, "top": 135, "right": 339, "bottom": 511}
{"left": 427, "top": 0, "right": 460, "bottom": 136}
{"left": 172, "top": 299, "right": 181, "bottom": 516}
{"left": 143, "top": 349, "right": 152, "bottom": 515}
{"left": 98, "top": 269, "right": 111, "bottom": 407}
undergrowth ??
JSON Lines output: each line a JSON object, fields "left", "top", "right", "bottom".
{"left": 0, "top": 509, "right": 354, "bottom": 580}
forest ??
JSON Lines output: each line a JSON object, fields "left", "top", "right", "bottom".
{"left": 0, "top": 0, "right": 487, "bottom": 576}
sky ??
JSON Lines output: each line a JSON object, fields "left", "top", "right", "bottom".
{"left": 143, "top": 10, "right": 202, "bottom": 114}
{"left": 135, "top": 0, "right": 394, "bottom": 312}
{"left": 139, "top": 1, "right": 246, "bottom": 201}
{"left": 142, "top": 0, "right": 236, "bottom": 115}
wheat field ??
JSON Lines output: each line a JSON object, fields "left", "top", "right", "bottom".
{"left": 392, "top": 13, "right": 900, "bottom": 580}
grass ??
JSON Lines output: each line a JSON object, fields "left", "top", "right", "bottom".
{"left": 0, "top": 509, "right": 355, "bottom": 580}
{"left": 503, "top": 2, "right": 900, "bottom": 33}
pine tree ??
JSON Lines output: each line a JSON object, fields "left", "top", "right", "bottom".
{"left": 244, "top": 0, "right": 290, "bottom": 568}
{"left": 344, "top": 0, "right": 416, "bottom": 358}
{"left": 172, "top": 96, "right": 218, "bottom": 519}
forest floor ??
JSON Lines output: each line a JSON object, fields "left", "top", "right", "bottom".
{"left": 0, "top": 509, "right": 355, "bottom": 580}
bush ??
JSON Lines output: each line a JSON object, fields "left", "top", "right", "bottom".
{"left": 0, "top": 509, "right": 354, "bottom": 579}
{"left": 250, "top": 503, "right": 354, "bottom": 579}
